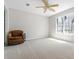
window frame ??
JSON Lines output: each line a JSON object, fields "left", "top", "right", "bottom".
{"left": 56, "top": 13, "right": 74, "bottom": 34}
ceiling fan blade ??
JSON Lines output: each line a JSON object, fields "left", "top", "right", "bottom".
{"left": 49, "top": 4, "right": 59, "bottom": 7}
{"left": 48, "top": 8, "right": 55, "bottom": 12}
{"left": 42, "top": 0, "right": 49, "bottom": 6}
{"left": 36, "top": 6, "right": 45, "bottom": 8}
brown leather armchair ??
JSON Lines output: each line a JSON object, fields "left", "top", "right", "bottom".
{"left": 8, "top": 30, "right": 25, "bottom": 45}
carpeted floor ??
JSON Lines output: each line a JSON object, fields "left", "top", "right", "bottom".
{"left": 4, "top": 38, "right": 74, "bottom": 59}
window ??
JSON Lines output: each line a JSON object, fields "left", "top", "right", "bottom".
{"left": 57, "top": 17, "right": 63, "bottom": 32}
{"left": 56, "top": 13, "right": 74, "bottom": 33}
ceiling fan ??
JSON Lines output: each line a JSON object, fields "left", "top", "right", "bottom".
{"left": 36, "top": 0, "right": 59, "bottom": 13}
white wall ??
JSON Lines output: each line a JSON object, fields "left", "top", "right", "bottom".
{"left": 49, "top": 8, "right": 74, "bottom": 43}
{"left": 9, "top": 8, "right": 49, "bottom": 40}
{"left": 5, "top": 7, "right": 74, "bottom": 45}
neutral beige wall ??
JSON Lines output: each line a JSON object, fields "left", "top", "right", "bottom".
{"left": 49, "top": 8, "right": 74, "bottom": 43}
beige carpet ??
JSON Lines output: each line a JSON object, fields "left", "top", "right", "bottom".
{"left": 4, "top": 38, "right": 74, "bottom": 59}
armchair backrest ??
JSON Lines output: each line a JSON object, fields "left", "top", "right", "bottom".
{"left": 9, "top": 30, "right": 23, "bottom": 37}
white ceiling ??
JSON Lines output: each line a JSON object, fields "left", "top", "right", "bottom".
{"left": 5, "top": 0, "right": 74, "bottom": 17}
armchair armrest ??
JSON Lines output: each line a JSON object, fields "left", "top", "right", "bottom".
{"left": 23, "top": 33, "right": 26, "bottom": 39}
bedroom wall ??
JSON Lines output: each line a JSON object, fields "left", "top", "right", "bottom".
{"left": 9, "top": 8, "right": 49, "bottom": 40}
{"left": 49, "top": 8, "right": 74, "bottom": 43}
